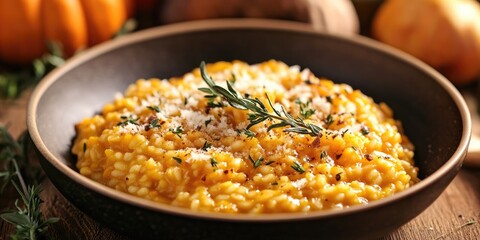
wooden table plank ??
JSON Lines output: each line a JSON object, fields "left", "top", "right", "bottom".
{"left": 1, "top": 93, "right": 479, "bottom": 240}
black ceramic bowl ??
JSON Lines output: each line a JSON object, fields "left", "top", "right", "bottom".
{"left": 27, "top": 19, "right": 471, "bottom": 240}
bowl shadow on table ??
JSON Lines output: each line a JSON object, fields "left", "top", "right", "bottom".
{"left": 30, "top": 20, "right": 468, "bottom": 240}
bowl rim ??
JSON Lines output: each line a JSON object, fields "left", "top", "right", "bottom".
{"left": 27, "top": 18, "right": 471, "bottom": 222}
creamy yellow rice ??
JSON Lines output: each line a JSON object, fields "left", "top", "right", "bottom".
{"left": 71, "top": 60, "right": 419, "bottom": 213}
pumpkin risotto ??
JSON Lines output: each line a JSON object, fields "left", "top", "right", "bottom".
{"left": 72, "top": 60, "right": 419, "bottom": 213}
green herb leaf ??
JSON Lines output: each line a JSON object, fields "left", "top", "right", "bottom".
{"left": 243, "top": 129, "right": 255, "bottom": 139}
{"left": 170, "top": 126, "right": 184, "bottom": 138}
{"left": 295, "top": 98, "right": 316, "bottom": 119}
{"left": 202, "top": 141, "right": 212, "bottom": 151}
{"left": 205, "top": 119, "right": 212, "bottom": 127}
{"left": 198, "top": 61, "right": 325, "bottom": 137}
{"left": 147, "top": 105, "right": 160, "bottom": 113}
{"left": 0, "top": 126, "right": 58, "bottom": 239}
{"left": 117, "top": 115, "right": 139, "bottom": 126}
{"left": 248, "top": 155, "right": 264, "bottom": 169}
{"left": 360, "top": 125, "right": 370, "bottom": 135}
{"left": 229, "top": 73, "right": 237, "bottom": 85}
{"left": 325, "top": 114, "right": 334, "bottom": 127}
{"left": 148, "top": 118, "right": 161, "bottom": 129}
{"left": 210, "top": 157, "right": 218, "bottom": 168}
{"left": 320, "top": 151, "right": 328, "bottom": 160}
{"left": 291, "top": 161, "right": 305, "bottom": 173}
{"left": 173, "top": 157, "right": 182, "bottom": 164}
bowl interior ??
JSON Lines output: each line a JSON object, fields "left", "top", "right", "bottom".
{"left": 33, "top": 21, "right": 464, "bottom": 181}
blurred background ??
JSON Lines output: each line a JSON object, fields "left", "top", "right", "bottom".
{"left": 1, "top": 0, "right": 480, "bottom": 98}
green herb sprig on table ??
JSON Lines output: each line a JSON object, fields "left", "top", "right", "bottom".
{"left": 0, "top": 126, "right": 59, "bottom": 240}
{"left": 0, "top": 42, "right": 65, "bottom": 100}
{"left": 0, "top": 19, "right": 137, "bottom": 101}
{"left": 198, "top": 61, "right": 324, "bottom": 137}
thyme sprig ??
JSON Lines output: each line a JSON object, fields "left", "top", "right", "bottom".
{"left": 170, "top": 126, "right": 184, "bottom": 138}
{"left": 198, "top": 61, "right": 323, "bottom": 137}
{"left": 117, "top": 115, "right": 139, "bottom": 126}
{"left": 295, "top": 98, "right": 316, "bottom": 119}
{"left": 0, "top": 127, "right": 59, "bottom": 239}
{"left": 248, "top": 155, "right": 264, "bottom": 169}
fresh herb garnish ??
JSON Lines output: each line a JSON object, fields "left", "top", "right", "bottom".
{"left": 117, "top": 115, "right": 139, "bottom": 126}
{"left": 147, "top": 105, "right": 160, "bottom": 113}
{"left": 325, "top": 114, "right": 334, "bottom": 127}
{"left": 229, "top": 73, "right": 237, "bottom": 85}
{"left": 198, "top": 61, "right": 323, "bottom": 137}
{"left": 170, "top": 126, "right": 184, "bottom": 138}
{"left": 205, "top": 119, "right": 212, "bottom": 127}
{"left": 295, "top": 98, "right": 316, "bottom": 119}
{"left": 320, "top": 151, "right": 328, "bottom": 160}
{"left": 210, "top": 157, "right": 218, "bottom": 168}
{"left": 205, "top": 95, "right": 225, "bottom": 108}
{"left": 202, "top": 141, "right": 212, "bottom": 151}
{"left": 360, "top": 125, "right": 370, "bottom": 135}
{"left": 291, "top": 161, "right": 306, "bottom": 173}
{"left": 248, "top": 155, "right": 264, "bottom": 169}
{"left": 172, "top": 157, "right": 182, "bottom": 164}
{"left": 326, "top": 95, "right": 333, "bottom": 103}
{"left": 351, "top": 146, "right": 359, "bottom": 152}
{"left": 149, "top": 118, "right": 161, "bottom": 129}
{"left": 243, "top": 129, "right": 255, "bottom": 139}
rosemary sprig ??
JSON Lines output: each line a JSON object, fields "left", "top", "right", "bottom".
{"left": 243, "top": 129, "right": 255, "bottom": 139}
{"left": 1, "top": 183, "right": 59, "bottom": 240}
{"left": 198, "top": 61, "right": 323, "bottom": 136}
{"left": 0, "top": 126, "right": 59, "bottom": 239}
{"left": 0, "top": 128, "right": 41, "bottom": 191}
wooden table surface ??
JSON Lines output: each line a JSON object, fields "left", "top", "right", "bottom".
{"left": 1, "top": 91, "right": 480, "bottom": 240}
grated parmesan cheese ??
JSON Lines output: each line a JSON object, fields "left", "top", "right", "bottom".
{"left": 73, "top": 60, "right": 419, "bottom": 214}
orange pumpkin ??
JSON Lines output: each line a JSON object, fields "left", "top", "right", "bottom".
{"left": 0, "top": 0, "right": 134, "bottom": 65}
{"left": 372, "top": 0, "right": 480, "bottom": 85}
